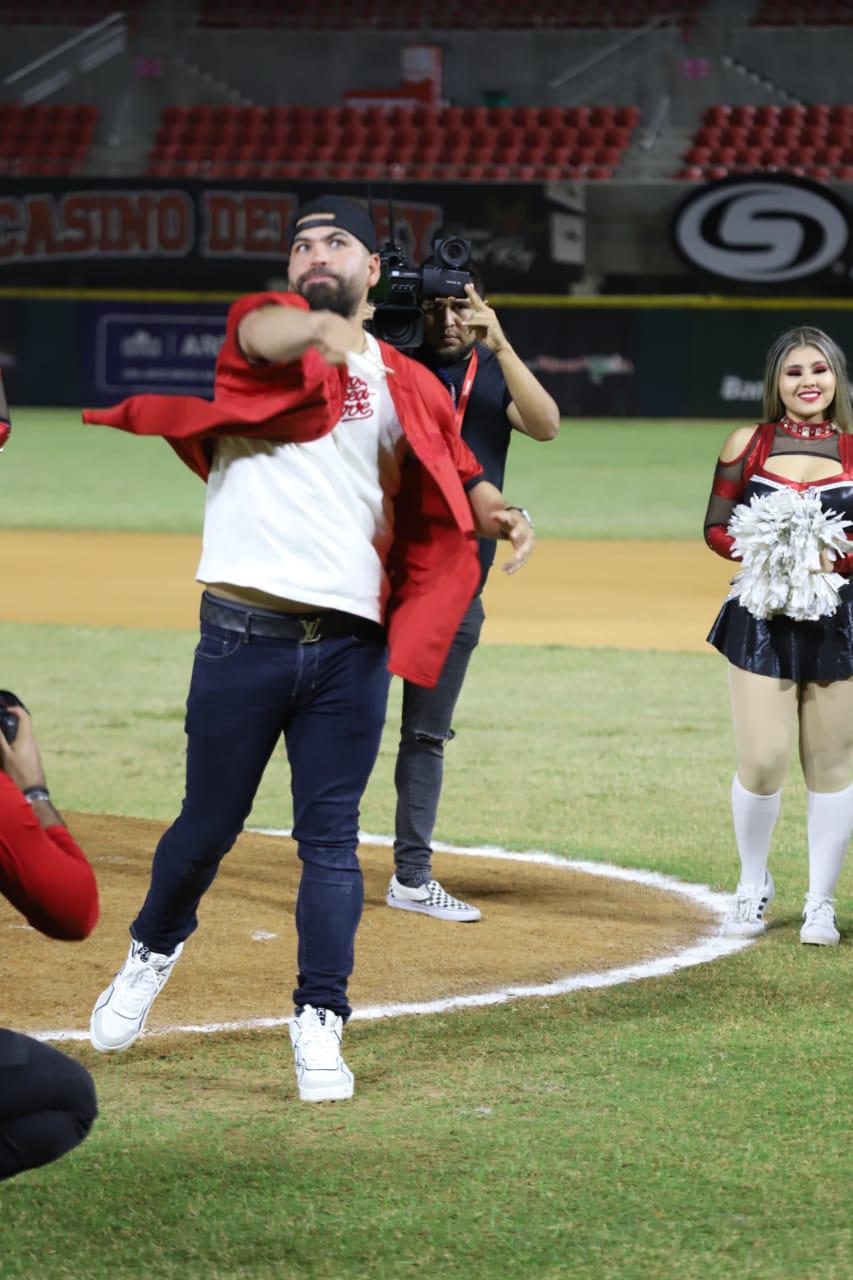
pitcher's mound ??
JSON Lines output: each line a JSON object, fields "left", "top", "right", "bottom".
{"left": 2, "top": 813, "right": 717, "bottom": 1038}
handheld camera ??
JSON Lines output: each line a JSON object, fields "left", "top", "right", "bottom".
{"left": 371, "top": 234, "right": 474, "bottom": 349}
{"left": 0, "top": 691, "right": 24, "bottom": 745}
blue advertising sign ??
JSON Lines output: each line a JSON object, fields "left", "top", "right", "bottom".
{"left": 92, "top": 305, "right": 228, "bottom": 397}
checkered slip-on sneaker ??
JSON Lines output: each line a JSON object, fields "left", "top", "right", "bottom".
{"left": 386, "top": 874, "right": 481, "bottom": 922}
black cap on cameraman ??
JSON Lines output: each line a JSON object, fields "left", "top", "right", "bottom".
{"left": 286, "top": 196, "right": 378, "bottom": 255}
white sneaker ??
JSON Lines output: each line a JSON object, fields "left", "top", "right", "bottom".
{"left": 722, "top": 872, "right": 775, "bottom": 937}
{"left": 90, "top": 938, "right": 183, "bottom": 1053}
{"left": 289, "top": 1005, "right": 353, "bottom": 1102}
{"left": 800, "top": 895, "right": 841, "bottom": 946}
{"left": 386, "top": 874, "right": 481, "bottom": 922}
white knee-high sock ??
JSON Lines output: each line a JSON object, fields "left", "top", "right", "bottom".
{"left": 731, "top": 774, "right": 781, "bottom": 886}
{"left": 807, "top": 782, "right": 853, "bottom": 898}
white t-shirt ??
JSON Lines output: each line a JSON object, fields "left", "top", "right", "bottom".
{"left": 196, "top": 333, "right": 407, "bottom": 623}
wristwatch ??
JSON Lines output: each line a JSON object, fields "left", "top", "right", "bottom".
{"left": 506, "top": 505, "right": 534, "bottom": 528}
{"left": 23, "top": 785, "right": 51, "bottom": 804}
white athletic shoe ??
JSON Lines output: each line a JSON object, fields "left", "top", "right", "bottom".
{"left": 722, "top": 872, "right": 775, "bottom": 938}
{"left": 386, "top": 874, "right": 481, "bottom": 922}
{"left": 90, "top": 938, "right": 184, "bottom": 1053}
{"left": 800, "top": 895, "right": 841, "bottom": 946}
{"left": 290, "top": 1005, "right": 354, "bottom": 1102}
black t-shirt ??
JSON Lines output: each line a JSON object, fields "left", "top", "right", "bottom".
{"left": 418, "top": 342, "right": 513, "bottom": 588}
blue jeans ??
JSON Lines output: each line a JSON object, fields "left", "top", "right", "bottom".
{"left": 393, "top": 595, "right": 485, "bottom": 886}
{"left": 133, "top": 602, "right": 390, "bottom": 1020}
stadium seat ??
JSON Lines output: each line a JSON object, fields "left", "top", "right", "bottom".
{"left": 146, "top": 100, "right": 638, "bottom": 179}
{"left": 677, "top": 101, "right": 853, "bottom": 180}
{"left": 0, "top": 102, "right": 99, "bottom": 175}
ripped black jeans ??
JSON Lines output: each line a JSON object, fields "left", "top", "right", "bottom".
{"left": 393, "top": 595, "right": 485, "bottom": 886}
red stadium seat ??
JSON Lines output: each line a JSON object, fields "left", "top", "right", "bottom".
{"left": 588, "top": 106, "right": 615, "bottom": 127}
{"left": 462, "top": 106, "right": 490, "bottom": 128}
{"left": 703, "top": 105, "right": 731, "bottom": 128}
{"left": 708, "top": 147, "right": 738, "bottom": 166}
{"left": 596, "top": 146, "right": 623, "bottom": 167}
{"left": 729, "top": 105, "right": 755, "bottom": 128}
{"left": 745, "top": 127, "right": 776, "bottom": 148}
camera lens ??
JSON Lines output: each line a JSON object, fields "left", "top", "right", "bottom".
{"left": 434, "top": 237, "right": 471, "bottom": 270}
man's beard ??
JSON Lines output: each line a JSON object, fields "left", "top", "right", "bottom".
{"left": 292, "top": 273, "right": 361, "bottom": 318}
{"left": 430, "top": 337, "right": 476, "bottom": 366}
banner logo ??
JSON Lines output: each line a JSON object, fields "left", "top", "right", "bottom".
{"left": 672, "top": 175, "right": 849, "bottom": 283}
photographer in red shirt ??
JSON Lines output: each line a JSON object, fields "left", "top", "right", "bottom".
{"left": 0, "top": 695, "right": 99, "bottom": 1181}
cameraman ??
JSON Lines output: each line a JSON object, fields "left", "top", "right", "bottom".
{"left": 0, "top": 701, "right": 99, "bottom": 1181}
{"left": 387, "top": 280, "right": 560, "bottom": 922}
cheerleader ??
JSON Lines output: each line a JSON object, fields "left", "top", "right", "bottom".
{"left": 705, "top": 327, "right": 853, "bottom": 945}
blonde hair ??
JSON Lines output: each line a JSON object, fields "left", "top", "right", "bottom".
{"left": 762, "top": 327, "right": 853, "bottom": 432}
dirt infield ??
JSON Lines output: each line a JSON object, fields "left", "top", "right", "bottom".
{"left": 1, "top": 813, "right": 717, "bottom": 1039}
{"left": 0, "top": 533, "right": 731, "bottom": 1039}
{"left": 0, "top": 530, "right": 733, "bottom": 650}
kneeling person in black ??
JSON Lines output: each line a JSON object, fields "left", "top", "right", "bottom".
{"left": 387, "top": 283, "right": 560, "bottom": 921}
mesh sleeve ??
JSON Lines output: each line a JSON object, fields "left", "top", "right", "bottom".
{"left": 703, "top": 452, "right": 751, "bottom": 561}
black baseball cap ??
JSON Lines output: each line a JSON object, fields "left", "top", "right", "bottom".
{"left": 286, "top": 195, "right": 378, "bottom": 254}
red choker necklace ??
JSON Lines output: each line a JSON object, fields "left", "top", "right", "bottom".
{"left": 780, "top": 416, "right": 837, "bottom": 440}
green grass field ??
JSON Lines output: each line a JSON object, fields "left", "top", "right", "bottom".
{"left": 2, "top": 408, "right": 730, "bottom": 538}
{"left": 1, "top": 412, "right": 850, "bottom": 1280}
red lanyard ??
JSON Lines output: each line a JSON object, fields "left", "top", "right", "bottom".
{"left": 454, "top": 347, "right": 478, "bottom": 431}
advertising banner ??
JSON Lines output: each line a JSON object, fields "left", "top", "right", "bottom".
{"left": 4, "top": 296, "right": 853, "bottom": 415}
{"left": 502, "top": 308, "right": 637, "bottom": 417}
{"left": 89, "top": 303, "right": 228, "bottom": 397}
{"left": 0, "top": 178, "right": 584, "bottom": 293}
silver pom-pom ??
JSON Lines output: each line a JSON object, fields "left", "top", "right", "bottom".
{"left": 728, "top": 487, "right": 852, "bottom": 621}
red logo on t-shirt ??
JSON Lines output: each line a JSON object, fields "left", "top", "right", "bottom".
{"left": 341, "top": 375, "right": 373, "bottom": 421}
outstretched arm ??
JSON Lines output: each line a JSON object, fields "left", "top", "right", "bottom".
{"left": 239, "top": 305, "right": 361, "bottom": 367}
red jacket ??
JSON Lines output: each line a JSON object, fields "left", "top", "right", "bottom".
{"left": 83, "top": 292, "right": 484, "bottom": 687}
{"left": 0, "top": 773, "right": 99, "bottom": 941}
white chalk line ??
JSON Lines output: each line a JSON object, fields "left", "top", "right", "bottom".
{"left": 35, "top": 830, "right": 749, "bottom": 1044}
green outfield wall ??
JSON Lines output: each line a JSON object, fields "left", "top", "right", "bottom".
{"left": 3, "top": 290, "right": 853, "bottom": 417}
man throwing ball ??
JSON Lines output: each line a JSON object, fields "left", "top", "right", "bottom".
{"left": 84, "top": 196, "right": 535, "bottom": 1102}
